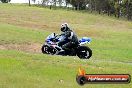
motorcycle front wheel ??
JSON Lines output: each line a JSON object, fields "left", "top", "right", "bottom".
{"left": 41, "top": 45, "right": 57, "bottom": 55}
{"left": 41, "top": 45, "right": 51, "bottom": 54}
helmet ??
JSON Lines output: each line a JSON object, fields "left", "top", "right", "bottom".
{"left": 61, "top": 23, "right": 69, "bottom": 32}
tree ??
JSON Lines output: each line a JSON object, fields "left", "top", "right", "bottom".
{"left": 58, "top": 0, "right": 63, "bottom": 7}
{"left": 66, "top": 0, "right": 87, "bottom": 10}
{"left": 124, "top": 0, "right": 132, "bottom": 20}
{"left": 38, "top": 0, "right": 132, "bottom": 20}
{"left": 29, "top": 0, "right": 31, "bottom": 6}
{"left": 32, "top": 0, "right": 36, "bottom": 3}
{"left": 28, "top": 0, "right": 36, "bottom": 6}
{"left": 0, "top": 0, "right": 11, "bottom": 3}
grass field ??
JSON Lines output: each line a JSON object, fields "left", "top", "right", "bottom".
{"left": 0, "top": 4, "right": 132, "bottom": 88}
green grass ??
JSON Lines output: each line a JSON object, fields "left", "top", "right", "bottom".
{"left": 0, "top": 23, "right": 50, "bottom": 44}
{"left": 0, "top": 3, "right": 132, "bottom": 88}
{"left": 0, "top": 50, "right": 132, "bottom": 88}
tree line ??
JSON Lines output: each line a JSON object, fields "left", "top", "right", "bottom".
{"left": 41, "top": 0, "right": 132, "bottom": 20}
{"left": 1, "top": 0, "right": 132, "bottom": 20}
{"left": 0, "top": 0, "right": 11, "bottom": 3}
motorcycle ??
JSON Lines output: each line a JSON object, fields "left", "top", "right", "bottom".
{"left": 41, "top": 33, "right": 92, "bottom": 59}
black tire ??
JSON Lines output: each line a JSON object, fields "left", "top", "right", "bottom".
{"left": 77, "top": 46, "right": 92, "bottom": 59}
{"left": 41, "top": 45, "right": 57, "bottom": 55}
{"left": 50, "top": 48, "right": 57, "bottom": 55}
{"left": 41, "top": 45, "right": 50, "bottom": 54}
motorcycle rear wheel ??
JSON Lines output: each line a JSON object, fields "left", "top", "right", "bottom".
{"left": 77, "top": 46, "right": 92, "bottom": 59}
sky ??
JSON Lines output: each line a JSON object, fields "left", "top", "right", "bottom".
{"left": 9, "top": 0, "right": 71, "bottom": 7}
{"left": 10, "top": 0, "right": 42, "bottom": 4}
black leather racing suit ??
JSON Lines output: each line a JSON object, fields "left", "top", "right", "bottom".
{"left": 58, "top": 29, "right": 79, "bottom": 52}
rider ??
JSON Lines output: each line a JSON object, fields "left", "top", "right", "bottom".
{"left": 58, "top": 23, "right": 79, "bottom": 54}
